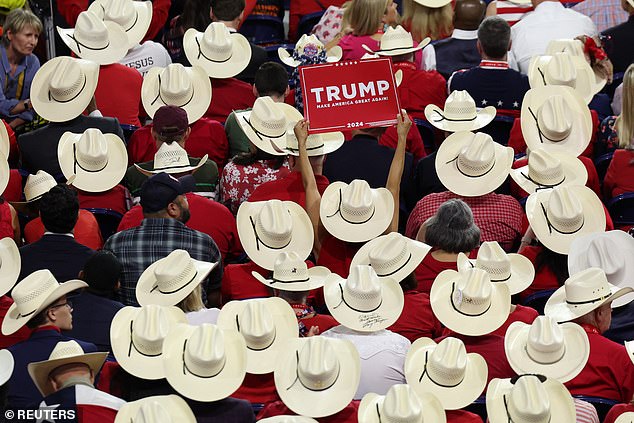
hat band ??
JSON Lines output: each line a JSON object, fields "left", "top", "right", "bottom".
{"left": 48, "top": 74, "right": 87, "bottom": 104}
{"left": 566, "top": 292, "right": 612, "bottom": 305}
{"left": 195, "top": 37, "right": 234, "bottom": 63}
{"left": 73, "top": 143, "right": 109, "bottom": 175}
{"left": 376, "top": 44, "right": 417, "bottom": 53}
{"left": 181, "top": 339, "right": 225, "bottom": 379}
{"left": 373, "top": 252, "right": 412, "bottom": 277}
{"left": 528, "top": 107, "right": 570, "bottom": 144}
{"left": 504, "top": 394, "right": 552, "bottom": 423}
{"left": 524, "top": 344, "right": 566, "bottom": 365}
{"left": 235, "top": 314, "right": 277, "bottom": 351}
{"left": 332, "top": 283, "right": 383, "bottom": 314}
{"left": 249, "top": 216, "right": 292, "bottom": 252}
{"left": 418, "top": 351, "right": 465, "bottom": 387}
{"left": 520, "top": 171, "right": 565, "bottom": 190}
{"left": 151, "top": 74, "right": 195, "bottom": 108}
{"left": 431, "top": 109, "right": 477, "bottom": 124}
{"left": 446, "top": 156, "right": 496, "bottom": 179}
{"left": 150, "top": 270, "right": 198, "bottom": 295}
{"left": 540, "top": 203, "right": 584, "bottom": 235}
{"left": 450, "top": 283, "right": 492, "bottom": 317}
{"left": 466, "top": 261, "right": 512, "bottom": 283}
{"left": 325, "top": 189, "right": 376, "bottom": 225}
{"left": 128, "top": 320, "right": 163, "bottom": 358}
{"left": 153, "top": 161, "right": 197, "bottom": 171}
{"left": 285, "top": 143, "right": 325, "bottom": 153}
{"left": 16, "top": 308, "right": 37, "bottom": 319}
{"left": 241, "top": 116, "right": 286, "bottom": 140}
{"left": 270, "top": 276, "right": 311, "bottom": 285}
{"left": 69, "top": 34, "right": 111, "bottom": 53}
{"left": 285, "top": 350, "right": 341, "bottom": 392}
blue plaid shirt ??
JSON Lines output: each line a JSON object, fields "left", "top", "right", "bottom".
{"left": 104, "top": 218, "right": 223, "bottom": 306}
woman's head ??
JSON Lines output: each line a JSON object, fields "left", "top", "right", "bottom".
{"left": 176, "top": 283, "right": 205, "bottom": 313}
{"left": 2, "top": 8, "right": 42, "bottom": 53}
{"left": 402, "top": 0, "right": 453, "bottom": 40}
{"left": 345, "top": 0, "right": 398, "bottom": 36}
{"left": 617, "top": 64, "right": 634, "bottom": 149}
{"left": 423, "top": 199, "right": 481, "bottom": 253}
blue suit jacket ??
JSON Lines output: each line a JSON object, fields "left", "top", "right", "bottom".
{"left": 19, "top": 234, "right": 95, "bottom": 282}
{"left": 433, "top": 38, "right": 480, "bottom": 79}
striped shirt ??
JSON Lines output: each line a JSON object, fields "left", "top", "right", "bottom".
{"left": 574, "top": 398, "right": 600, "bottom": 423}
{"left": 494, "top": 0, "right": 534, "bottom": 26}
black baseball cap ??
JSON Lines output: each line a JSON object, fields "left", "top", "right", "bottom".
{"left": 140, "top": 172, "right": 195, "bottom": 213}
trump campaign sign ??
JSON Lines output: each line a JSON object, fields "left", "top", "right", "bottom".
{"left": 300, "top": 57, "right": 401, "bottom": 134}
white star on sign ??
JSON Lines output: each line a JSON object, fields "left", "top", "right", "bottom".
{"left": 36, "top": 403, "right": 60, "bottom": 423}
{"left": 497, "top": 101, "right": 503, "bottom": 106}
{"left": 513, "top": 101, "right": 519, "bottom": 108}
{"left": 481, "top": 99, "right": 488, "bottom": 105}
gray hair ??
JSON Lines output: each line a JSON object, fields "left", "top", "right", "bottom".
{"left": 2, "top": 8, "right": 42, "bottom": 47}
{"left": 477, "top": 16, "right": 510, "bottom": 59}
{"left": 424, "top": 199, "right": 481, "bottom": 253}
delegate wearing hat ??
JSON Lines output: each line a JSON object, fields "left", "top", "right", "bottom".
{"left": 115, "top": 395, "right": 196, "bottom": 423}
{"left": 87, "top": 0, "right": 153, "bottom": 50}
{"left": 362, "top": 25, "right": 431, "bottom": 57}
{"left": 528, "top": 51, "right": 596, "bottom": 104}
{"left": 358, "top": 384, "right": 446, "bottom": 423}
{"left": 278, "top": 34, "right": 343, "bottom": 68}
{"left": 134, "top": 142, "right": 208, "bottom": 177}
{"left": 546, "top": 38, "right": 606, "bottom": 96}
{"left": 510, "top": 147, "right": 587, "bottom": 194}
{"left": 252, "top": 251, "right": 331, "bottom": 292}
{"left": 139, "top": 173, "right": 195, "bottom": 214}
{"left": 424, "top": 90, "right": 496, "bottom": 132}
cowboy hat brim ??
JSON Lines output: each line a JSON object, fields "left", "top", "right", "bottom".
{"left": 456, "top": 252, "right": 535, "bottom": 296}
{"left": 510, "top": 152, "right": 588, "bottom": 195}
{"left": 358, "top": 391, "right": 446, "bottom": 423}
{"left": 0, "top": 158, "right": 8, "bottom": 207}
{"left": 544, "top": 283, "right": 633, "bottom": 323}
{"left": 183, "top": 29, "right": 252, "bottom": 79}
{"left": 626, "top": 341, "right": 634, "bottom": 365}
{"left": 414, "top": 0, "right": 452, "bottom": 7}
{"left": 424, "top": 104, "right": 496, "bottom": 132}
{"left": 252, "top": 266, "right": 331, "bottom": 292}
{"left": 362, "top": 37, "right": 431, "bottom": 57}
{"left": 0, "top": 349, "right": 13, "bottom": 386}
{"left": 28, "top": 351, "right": 108, "bottom": 396}
{"left": 0, "top": 119, "right": 9, "bottom": 158}
{"left": 284, "top": 131, "right": 345, "bottom": 157}
{"left": 615, "top": 412, "right": 634, "bottom": 423}
{"left": 114, "top": 395, "right": 196, "bottom": 423}
{"left": 0, "top": 238, "right": 21, "bottom": 297}
{"left": 236, "top": 104, "right": 303, "bottom": 156}
{"left": 134, "top": 154, "right": 209, "bottom": 176}
{"left": 259, "top": 417, "right": 319, "bottom": 423}
{"left": 57, "top": 21, "right": 129, "bottom": 65}
{"left": 88, "top": 0, "right": 152, "bottom": 49}
{"left": 528, "top": 55, "right": 594, "bottom": 104}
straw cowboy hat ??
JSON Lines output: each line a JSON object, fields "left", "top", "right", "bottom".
{"left": 358, "top": 384, "right": 446, "bottom": 423}
{"left": 12, "top": 171, "right": 57, "bottom": 204}
{"left": 217, "top": 297, "right": 298, "bottom": 374}
{"left": 568, "top": 231, "right": 634, "bottom": 308}
{"left": 1, "top": 269, "right": 87, "bottom": 336}
{"left": 0, "top": 157, "right": 6, "bottom": 197}
{"left": 616, "top": 413, "right": 634, "bottom": 423}
{"left": 274, "top": 336, "right": 360, "bottom": 418}
{"left": 486, "top": 375, "right": 576, "bottom": 423}
{"left": 547, "top": 39, "right": 606, "bottom": 96}
{"left": 435, "top": 131, "right": 513, "bottom": 197}
{"left": 430, "top": 267, "right": 511, "bottom": 336}
{"left": 28, "top": 340, "right": 108, "bottom": 396}
{"left": 627, "top": 341, "right": 634, "bottom": 365}
{"left": 525, "top": 185, "right": 605, "bottom": 255}
{"left": 88, "top": 0, "right": 153, "bottom": 49}
{"left": 510, "top": 148, "right": 587, "bottom": 194}
{"left": 350, "top": 232, "right": 431, "bottom": 283}
{"left": 284, "top": 126, "right": 344, "bottom": 157}
{"left": 404, "top": 337, "right": 487, "bottom": 410}
{"left": 236, "top": 199, "right": 314, "bottom": 270}
{"left": 278, "top": 34, "right": 342, "bottom": 67}
{"left": 58, "top": 128, "right": 128, "bottom": 193}
{"left": 414, "top": 0, "right": 452, "bottom": 8}
{"left": 424, "top": 90, "right": 496, "bottom": 132}
{"left": 0, "top": 117, "right": 8, "bottom": 158}
{"left": 110, "top": 304, "right": 187, "bottom": 379}
{"left": 456, "top": 241, "right": 534, "bottom": 295}
{"left": 545, "top": 267, "right": 634, "bottom": 322}
{"left": 259, "top": 418, "right": 318, "bottom": 423}
{"left": 0, "top": 349, "right": 13, "bottom": 386}
{"left": 57, "top": 11, "right": 129, "bottom": 65}
{"left": 252, "top": 251, "right": 331, "bottom": 292}
{"left": 362, "top": 25, "right": 431, "bottom": 56}
{"left": 324, "top": 265, "right": 404, "bottom": 332}
{"left": 134, "top": 142, "right": 208, "bottom": 176}
{"left": 0, "top": 238, "right": 20, "bottom": 297}
{"left": 162, "top": 323, "right": 247, "bottom": 401}
{"left": 115, "top": 395, "right": 196, "bottom": 423}
{"left": 30, "top": 56, "right": 99, "bottom": 123}
{"left": 183, "top": 22, "right": 252, "bottom": 79}
{"left": 504, "top": 316, "right": 590, "bottom": 383}
{"left": 141, "top": 64, "right": 212, "bottom": 123}
{"left": 521, "top": 86, "right": 592, "bottom": 157}
{"left": 320, "top": 180, "right": 394, "bottom": 243}
{"left": 528, "top": 52, "right": 595, "bottom": 104}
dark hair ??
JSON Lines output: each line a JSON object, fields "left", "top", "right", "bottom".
{"left": 425, "top": 199, "right": 481, "bottom": 253}
{"left": 535, "top": 245, "right": 569, "bottom": 287}
{"left": 39, "top": 185, "right": 79, "bottom": 234}
{"left": 232, "top": 149, "right": 286, "bottom": 169}
{"left": 26, "top": 309, "right": 49, "bottom": 329}
{"left": 177, "top": 0, "right": 213, "bottom": 31}
{"left": 254, "top": 62, "right": 289, "bottom": 98}
{"left": 210, "top": 0, "right": 245, "bottom": 21}
{"left": 477, "top": 16, "right": 511, "bottom": 59}
{"left": 82, "top": 251, "right": 122, "bottom": 297}
{"left": 399, "top": 272, "right": 418, "bottom": 292}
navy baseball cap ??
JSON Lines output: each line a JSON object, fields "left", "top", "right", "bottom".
{"left": 140, "top": 172, "right": 195, "bottom": 213}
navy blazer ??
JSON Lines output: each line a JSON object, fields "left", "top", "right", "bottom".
{"left": 19, "top": 234, "right": 95, "bottom": 282}
{"left": 433, "top": 38, "right": 480, "bottom": 79}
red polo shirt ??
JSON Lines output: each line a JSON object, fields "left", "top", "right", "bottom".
{"left": 248, "top": 171, "right": 330, "bottom": 208}
{"left": 393, "top": 62, "right": 447, "bottom": 122}
{"left": 76, "top": 185, "right": 129, "bottom": 216}
{"left": 317, "top": 236, "right": 363, "bottom": 278}
{"left": 2, "top": 170, "right": 22, "bottom": 202}
{"left": 95, "top": 64, "right": 143, "bottom": 127}
{"left": 204, "top": 78, "right": 256, "bottom": 124}
{"left": 447, "top": 410, "right": 484, "bottom": 423}
{"left": 389, "top": 290, "right": 443, "bottom": 342}
{"left": 257, "top": 400, "right": 360, "bottom": 423}
{"left": 414, "top": 251, "right": 479, "bottom": 295}
{"left": 221, "top": 262, "right": 271, "bottom": 303}
{"left": 490, "top": 304, "right": 539, "bottom": 337}
{"left": 24, "top": 210, "right": 103, "bottom": 250}
{"left": 231, "top": 373, "right": 279, "bottom": 405}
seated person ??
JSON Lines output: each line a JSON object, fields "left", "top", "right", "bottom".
{"left": 601, "top": 0, "right": 634, "bottom": 74}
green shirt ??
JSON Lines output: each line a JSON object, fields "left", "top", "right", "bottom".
{"left": 225, "top": 109, "right": 252, "bottom": 159}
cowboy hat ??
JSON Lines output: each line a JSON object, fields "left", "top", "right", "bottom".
{"left": 217, "top": 297, "right": 298, "bottom": 374}
{"left": 1, "top": 269, "right": 87, "bottom": 336}
{"left": 521, "top": 86, "right": 592, "bottom": 157}
{"left": 350, "top": 232, "right": 431, "bottom": 283}
{"left": 57, "top": 11, "right": 129, "bottom": 65}
{"left": 615, "top": 412, "right": 634, "bottom": 423}
{"left": 358, "top": 384, "right": 446, "bottom": 423}
{"left": 430, "top": 267, "right": 511, "bottom": 336}
{"left": 136, "top": 249, "right": 217, "bottom": 307}
{"left": 162, "top": 323, "right": 247, "bottom": 401}
{"left": 525, "top": 185, "right": 605, "bottom": 255}
{"left": 626, "top": 340, "right": 634, "bottom": 365}
{"left": 568, "top": 231, "right": 634, "bottom": 308}
{"left": 413, "top": 0, "right": 452, "bottom": 7}
{"left": 88, "top": 0, "right": 152, "bottom": 49}
{"left": 11, "top": 171, "right": 56, "bottom": 205}
{"left": 28, "top": 340, "right": 108, "bottom": 396}
{"left": 259, "top": 418, "right": 318, "bottom": 423}
{"left": 504, "top": 316, "right": 589, "bottom": 383}
{"left": 252, "top": 251, "right": 331, "bottom": 292}
{"left": 320, "top": 180, "right": 394, "bottom": 243}
{"left": 546, "top": 39, "right": 606, "bottom": 96}
{"left": 0, "top": 157, "right": 6, "bottom": 197}
{"left": 528, "top": 52, "right": 595, "bottom": 104}
{"left": 274, "top": 336, "right": 360, "bottom": 418}
{"left": 237, "top": 199, "right": 314, "bottom": 270}
{"left": 456, "top": 241, "right": 534, "bottom": 295}
{"left": 486, "top": 375, "right": 576, "bottom": 423}
{"left": 0, "top": 118, "right": 9, "bottom": 158}
{"left": 183, "top": 22, "right": 251, "bottom": 79}
{"left": 0, "top": 349, "right": 13, "bottom": 386}
{"left": 435, "top": 131, "right": 513, "bottom": 197}
{"left": 278, "top": 34, "right": 343, "bottom": 67}
{"left": 134, "top": 142, "right": 208, "bottom": 176}
{"left": 545, "top": 267, "right": 634, "bottom": 322}
{"left": 324, "top": 265, "right": 404, "bottom": 332}
{"left": 284, "top": 127, "right": 344, "bottom": 157}
{"left": 141, "top": 64, "right": 212, "bottom": 123}
{"left": 30, "top": 56, "right": 99, "bottom": 123}
{"left": 510, "top": 148, "right": 587, "bottom": 194}
{"left": 362, "top": 25, "right": 431, "bottom": 56}
{"left": 404, "top": 337, "right": 487, "bottom": 410}
{"left": 58, "top": 128, "right": 127, "bottom": 193}
{"left": 110, "top": 304, "right": 187, "bottom": 379}
{"left": 0, "top": 238, "right": 20, "bottom": 297}
{"left": 425, "top": 90, "right": 496, "bottom": 132}
{"left": 114, "top": 395, "right": 196, "bottom": 423}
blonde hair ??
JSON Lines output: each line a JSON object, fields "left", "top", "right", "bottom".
{"left": 176, "top": 284, "right": 205, "bottom": 313}
{"left": 2, "top": 8, "right": 42, "bottom": 47}
{"left": 403, "top": 0, "right": 453, "bottom": 41}
{"left": 616, "top": 64, "right": 634, "bottom": 149}
{"left": 346, "top": 0, "right": 390, "bottom": 36}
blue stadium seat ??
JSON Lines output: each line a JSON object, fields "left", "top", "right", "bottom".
{"left": 594, "top": 151, "right": 614, "bottom": 183}
{"left": 521, "top": 288, "right": 557, "bottom": 315}
{"left": 413, "top": 118, "right": 436, "bottom": 154}
{"left": 120, "top": 124, "right": 139, "bottom": 145}
{"left": 607, "top": 192, "right": 634, "bottom": 227}
{"left": 239, "top": 15, "right": 286, "bottom": 45}
{"left": 83, "top": 208, "right": 124, "bottom": 240}
{"left": 297, "top": 11, "right": 325, "bottom": 38}
{"left": 480, "top": 114, "right": 515, "bottom": 146}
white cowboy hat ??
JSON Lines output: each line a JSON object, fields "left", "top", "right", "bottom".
{"left": 425, "top": 91, "right": 496, "bottom": 132}
{"left": 521, "top": 86, "right": 592, "bottom": 157}
{"left": 136, "top": 249, "right": 217, "bottom": 307}
{"left": 274, "top": 336, "right": 360, "bottom": 418}
{"left": 88, "top": 0, "right": 152, "bottom": 50}
{"left": 430, "top": 267, "right": 511, "bottom": 336}
{"left": 278, "top": 34, "right": 342, "bottom": 67}
{"left": 413, "top": 0, "right": 452, "bottom": 7}
{"left": 435, "top": 131, "right": 513, "bottom": 197}
{"left": 528, "top": 52, "right": 595, "bottom": 104}
{"left": 626, "top": 340, "right": 634, "bottom": 365}
{"left": 350, "top": 232, "right": 431, "bottom": 283}
{"left": 141, "top": 64, "right": 212, "bottom": 123}
{"left": 324, "top": 265, "right": 404, "bottom": 332}
{"left": 525, "top": 185, "right": 605, "bottom": 255}
{"left": 284, "top": 127, "right": 344, "bottom": 157}
{"left": 28, "top": 340, "right": 108, "bottom": 396}
{"left": 237, "top": 199, "right": 314, "bottom": 270}
{"left": 615, "top": 412, "right": 634, "bottom": 423}
{"left": 162, "top": 323, "right": 247, "bottom": 401}
{"left": 546, "top": 39, "right": 606, "bottom": 96}
{"left": 358, "top": 384, "right": 446, "bottom": 423}
{"left": 30, "top": 56, "right": 99, "bottom": 123}
{"left": 252, "top": 251, "right": 331, "bottom": 292}
{"left": 134, "top": 142, "right": 208, "bottom": 176}
{"left": 504, "top": 316, "right": 589, "bottom": 383}
{"left": 510, "top": 148, "right": 587, "bottom": 194}
{"left": 486, "top": 375, "right": 576, "bottom": 423}
{"left": 0, "top": 349, "right": 13, "bottom": 386}
{"left": 0, "top": 157, "right": 6, "bottom": 197}
{"left": 362, "top": 25, "right": 431, "bottom": 56}
{"left": 0, "top": 238, "right": 20, "bottom": 297}
{"left": 0, "top": 121, "right": 8, "bottom": 159}
{"left": 1, "top": 270, "right": 87, "bottom": 336}
{"left": 545, "top": 267, "right": 634, "bottom": 322}
{"left": 568, "top": 231, "right": 634, "bottom": 307}
{"left": 114, "top": 395, "right": 196, "bottom": 423}
{"left": 109, "top": 304, "right": 187, "bottom": 379}
{"left": 404, "top": 337, "right": 487, "bottom": 410}
{"left": 216, "top": 297, "right": 298, "bottom": 374}
{"left": 183, "top": 22, "right": 251, "bottom": 79}
{"left": 456, "top": 241, "right": 534, "bottom": 295}
{"left": 259, "top": 418, "right": 318, "bottom": 423}
{"left": 320, "top": 180, "right": 394, "bottom": 243}
{"left": 13, "top": 171, "right": 56, "bottom": 204}
{"left": 57, "top": 11, "right": 129, "bottom": 65}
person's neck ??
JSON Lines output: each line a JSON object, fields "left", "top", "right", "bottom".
{"left": 265, "top": 94, "right": 286, "bottom": 103}
{"left": 431, "top": 250, "right": 460, "bottom": 262}
{"left": 216, "top": 19, "right": 239, "bottom": 30}
{"left": 533, "top": 0, "right": 555, "bottom": 8}
{"left": 58, "top": 376, "right": 94, "bottom": 390}
{"left": 6, "top": 45, "right": 24, "bottom": 65}
{"left": 481, "top": 54, "right": 507, "bottom": 62}
{"left": 454, "top": 24, "right": 479, "bottom": 32}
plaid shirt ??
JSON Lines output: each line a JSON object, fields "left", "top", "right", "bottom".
{"left": 104, "top": 218, "right": 223, "bottom": 306}
{"left": 573, "top": 0, "right": 629, "bottom": 33}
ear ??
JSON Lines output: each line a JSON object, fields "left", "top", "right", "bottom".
{"left": 165, "top": 201, "right": 180, "bottom": 218}
{"left": 252, "top": 84, "right": 259, "bottom": 98}
{"left": 476, "top": 40, "right": 483, "bottom": 55}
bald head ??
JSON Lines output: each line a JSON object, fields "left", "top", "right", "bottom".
{"left": 454, "top": 0, "right": 486, "bottom": 30}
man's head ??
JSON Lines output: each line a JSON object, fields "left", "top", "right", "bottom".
{"left": 26, "top": 295, "right": 74, "bottom": 331}
{"left": 253, "top": 62, "right": 290, "bottom": 101}
{"left": 454, "top": 0, "right": 486, "bottom": 31}
{"left": 140, "top": 172, "right": 194, "bottom": 223}
{"left": 573, "top": 302, "right": 612, "bottom": 333}
{"left": 151, "top": 105, "right": 191, "bottom": 147}
{"left": 288, "top": 154, "right": 325, "bottom": 175}
{"left": 79, "top": 251, "right": 122, "bottom": 298}
{"left": 39, "top": 184, "right": 79, "bottom": 234}
{"left": 210, "top": 0, "right": 245, "bottom": 26}
{"left": 477, "top": 16, "right": 511, "bottom": 60}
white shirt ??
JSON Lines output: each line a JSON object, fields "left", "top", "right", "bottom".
{"left": 451, "top": 29, "right": 478, "bottom": 40}
{"left": 510, "top": 1, "right": 597, "bottom": 74}
{"left": 186, "top": 308, "right": 220, "bottom": 325}
{"left": 120, "top": 41, "right": 172, "bottom": 76}
{"left": 321, "top": 325, "right": 410, "bottom": 399}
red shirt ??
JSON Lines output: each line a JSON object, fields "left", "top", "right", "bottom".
{"left": 603, "top": 149, "right": 634, "bottom": 200}
{"left": 490, "top": 304, "right": 539, "bottom": 337}
{"left": 2, "top": 170, "right": 23, "bottom": 202}
{"left": 94, "top": 64, "right": 143, "bottom": 127}
{"left": 0, "top": 201, "right": 13, "bottom": 241}
{"left": 518, "top": 245, "right": 563, "bottom": 301}
{"left": 231, "top": 373, "right": 279, "bottom": 405}
{"left": 389, "top": 290, "right": 443, "bottom": 342}
{"left": 288, "top": 0, "right": 347, "bottom": 42}
{"left": 604, "top": 403, "right": 634, "bottom": 423}
{"left": 248, "top": 171, "right": 330, "bottom": 208}
{"left": 291, "top": 303, "right": 338, "bottom": 335}
{"left": 221, "top": 261, "right": 271, "bottom": 303}
{"left": 393, "top": 62, "right": 447, "bottom": 122}
{"left": 257, "top": 400, "right": 360, "bottom": 423}
{"left": 204, "top": 78, "right": 256, "bottom": 124}
{"left": 24, "top": 210, "right": 103, "bottom": 250}
{"left": 76, "top": 185, "right": 129, "bottom": 216}
{"left": 447, "top": 410, "right": 484, "bottom": 423}
{"left": 0, "top": 295, "right": 31, "bottom": 348}
{"left": 414, "top": 252, "right": 459, "bottom": 295}
{"left": 317, "top": 236, "right": 363, "bottom": 278}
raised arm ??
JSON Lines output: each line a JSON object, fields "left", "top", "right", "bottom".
{"left": 384, "top": 110, "right": 411, "bottom": 234}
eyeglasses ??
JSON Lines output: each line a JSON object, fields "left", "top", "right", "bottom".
{"left": 49, "top": 300, "right": 72, "bottom": 311}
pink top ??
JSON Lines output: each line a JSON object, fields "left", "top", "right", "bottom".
{"left": 338, "top": 34, "right": 380, "bottom": 61}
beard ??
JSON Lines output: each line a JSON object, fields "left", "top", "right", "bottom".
{"left": 179, "top": 206, "right": 191, "bottom": 224}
